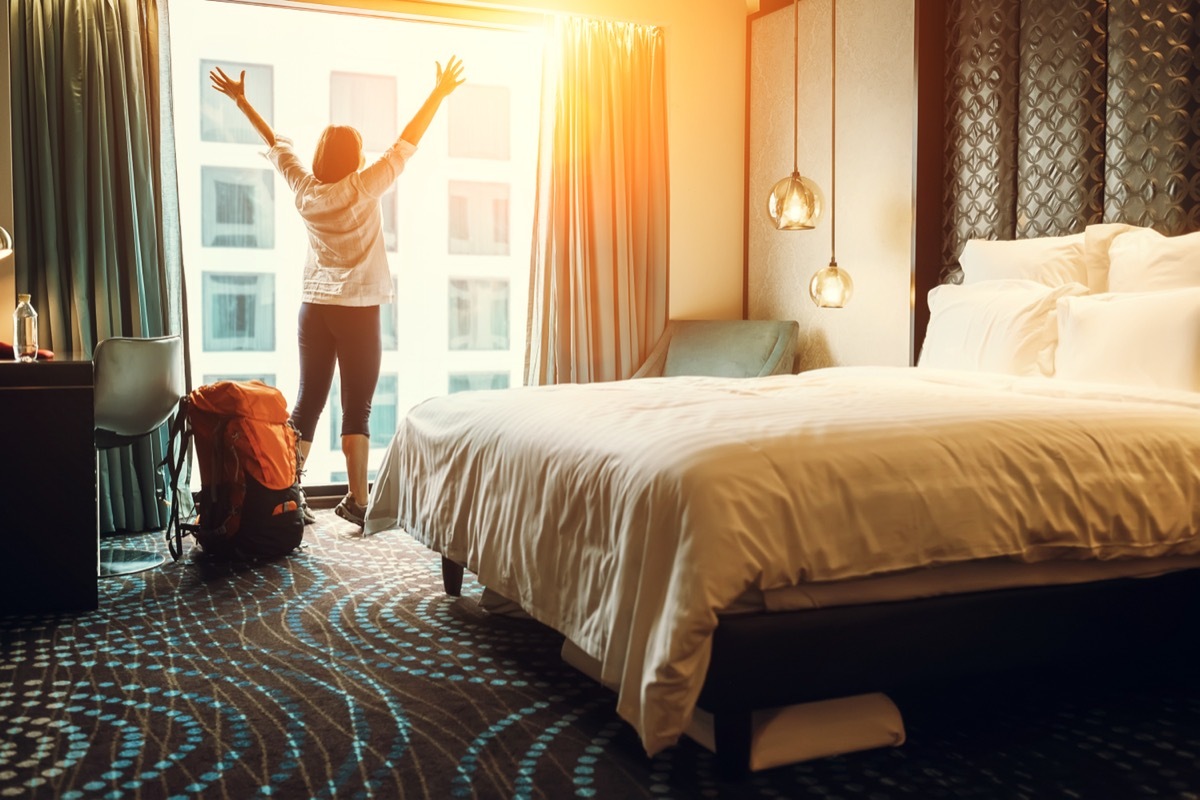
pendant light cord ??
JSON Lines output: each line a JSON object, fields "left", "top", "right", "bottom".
{"left": 792, "top": 0, "right": 799, "bottom": 174}
{"left": 829, "top": 0, "right": 837, "bottom": 265}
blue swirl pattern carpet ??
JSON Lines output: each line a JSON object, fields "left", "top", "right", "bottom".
{"left": 3, "top": 511, "right": 1200, "bottom": 799}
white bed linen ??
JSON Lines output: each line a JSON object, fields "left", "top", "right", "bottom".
{"left": 364, "top": 366, "right": 1200, "bottom": 756}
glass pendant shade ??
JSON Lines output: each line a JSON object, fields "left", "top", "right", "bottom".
{"left": 767, "top": 171, "right": 822, "bottom": 231}
{"left": 0, "top": 226, "right": 11, "bottom": 262}
{"left": 809, "top": 261, "right": 853, "bottom": 308}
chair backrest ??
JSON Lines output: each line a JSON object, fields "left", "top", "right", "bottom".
{"left": 632, "top": 319, "right": 800, "bottom": 379}
{"left": 633, "top": 319, "right": 801, "bottom": 381}
{"left": 94, "top": 335, "right": 185, "bottom": 449}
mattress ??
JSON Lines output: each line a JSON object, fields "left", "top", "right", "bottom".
{"left": 364, "top": 365, "right": 1200, "bottom": 756}
{"left": 740, "top": 553, "right": 1200, "bottom": 613}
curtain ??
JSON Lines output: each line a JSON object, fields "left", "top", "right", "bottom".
{"left": 9, "top": 0, "right": 184, "bottom": 533}
{"left": 525, "top": 15, "right": 669, "bottom": 385}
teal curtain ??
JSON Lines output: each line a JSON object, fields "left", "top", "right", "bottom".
{"left": 9, "top": 0, "right": 184, "bottom": 533}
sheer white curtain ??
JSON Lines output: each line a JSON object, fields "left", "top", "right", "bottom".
{"left": 525, "top": 15, "right": 669, "bottom": 385}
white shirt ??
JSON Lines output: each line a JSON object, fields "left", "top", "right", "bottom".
{"left": 265, "top": 136, "right": 418, "bottom": 307}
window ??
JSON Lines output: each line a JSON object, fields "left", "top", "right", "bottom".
{"left": 449, "top": 279, "right": 509, "bottom": 351}
{"left": 202, "top": 273, "right": 275, "bottom": 351}
{"left": 202, "top": 373, "right": 276, "bottom": 386}
{"left": 493, "top": 197, "right": 509, "bottom": 246}
{"left": 200, "top": 60, "right": 274, "bottom": 144}
{"left": 381, "top": 275, "right": 398, "bottom": 351}
{"left": 329, "top": 374, "right": 398, "bottom": 450}
{"left": 448, "top": 85, "right": 510, "bottom": 160}
{"left": 449, "top": 372, "right": 510, "bottom": 393}
{"left": 171, "top": 0, "right": 541, "bottom": 485}
{"left": 382, "top": 187, "right": 398, "bottom": 252}
{"left": 202, "top": 166, "right": 274, "bottom": 248}
{"left": 329, "top": 72, "right": 397, "bottom": 152}
{"left": 448, "top": 181, "right": 510, "bottom": 255}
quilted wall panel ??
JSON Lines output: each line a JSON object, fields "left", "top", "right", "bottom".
{"left": 1015, "top": 0, "right": 1107, "bottom": 238}
{"left": 942, "top": 0, "right": 1200, "bottom": 274}
{"left": 1105, "top": 1, "right": 1200, "bottom": 233}
{"left": 943, "top": 0, "right": 1020, "bottom": 273}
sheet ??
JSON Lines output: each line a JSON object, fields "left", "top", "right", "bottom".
{"left": 364, "top": 365, "right": 1200, "bottom": 755}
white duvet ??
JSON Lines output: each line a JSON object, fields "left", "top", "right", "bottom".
{"left": 364, "top": 366, "right": 1200, "bottom": 755}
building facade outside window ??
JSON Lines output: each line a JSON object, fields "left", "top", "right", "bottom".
{"left": 170, "top": 0, "right": 541, "bottom": 485}
{"left": 201, "top": 273, "right": 275, "bottom": 352}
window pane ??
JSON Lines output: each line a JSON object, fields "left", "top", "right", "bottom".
{"left": 202, "top": 167, "right": 275, "bottom": 248}
{"left": 382, "top": 187, "right": 398, "bottom": 252}
{"left": 331, "top": 469, "right": 380, "bottom": 483}
{"left": 202, "top": 273, "right": 276, "bottom": 351}
{"left": 329, "top": 374, "right": 398, "bottom": 449}
{"left": 448, "top": 84, "right": 510, "bottom": 160}
{"left": 200, "top": 60, "right": 274, "bottom": 144}
{"left": 449, "top": 195, "right": 469, "bottom": 241}
{"left": 448, "top": 279, "right": 509, "bottom": 351}
{"left": 493, "top": 197, "right": 509, "bottom": 246}
{"left": 173, "top": 1, "right": 541, "bottom": 485}
{"left": 448, "top": 372, "right": 510, "bottom": 393}
{"left": 448, "top": 181, "right": 510, "bottom": 255}
{"left": 381, "top": 275, "right": 398, "bottom": 351}
{"left": 330, "top": 72, "right": 397, "bottom": 152}
{"left": 202, "top": 373, "right": 276, "bottom": 386}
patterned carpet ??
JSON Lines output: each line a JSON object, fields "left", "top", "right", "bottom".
{"left": 3, "top": 512, "right": 1200, "bottom": 799}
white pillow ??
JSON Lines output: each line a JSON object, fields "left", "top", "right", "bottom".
{"left": 1055, "top": 288, "right": 1200, "bottom": 392}
{"left": 1107, "top": 228, "right": 1200, "bottom": 293}
{"left": 958, "top": 233, "right": 1086, "bottom": 287}
{"left": 1082, "top": 223, "right": 1143, "bottom": 293}
{"left": 919, "top": 279, "right": 1088, "bottom": 377}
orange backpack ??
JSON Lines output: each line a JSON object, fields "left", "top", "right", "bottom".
{"left": 166, "top": 380, "right": 305, "bottom": 561}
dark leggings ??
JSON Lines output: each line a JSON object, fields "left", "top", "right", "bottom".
{"left": 290, "top": 302, "right": 381, "bottom": 442}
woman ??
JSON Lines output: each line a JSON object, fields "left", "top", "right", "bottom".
{"left": 211, "top": 55, "right": 464, "bottom": 529}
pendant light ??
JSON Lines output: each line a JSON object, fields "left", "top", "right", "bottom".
{"left": 0, "top": 225, "right": 11, "bottom": 262}
{"left": 809, "top": 0, "right": 853, "bottom": 307}
{"left": 766, "top": 0, "right": 822, "bottom": 231}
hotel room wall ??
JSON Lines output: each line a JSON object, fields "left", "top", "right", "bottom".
{"left": 747, "top": 0, "right": 915, "bottom": 369}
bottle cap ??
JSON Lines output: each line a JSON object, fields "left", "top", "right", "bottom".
{"left": 17, "top": 294, "right": 29, "bottom": 302}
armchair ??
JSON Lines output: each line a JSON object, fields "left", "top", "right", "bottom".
{"left": 631, "top": 319, "right": 800, "bottom": 379}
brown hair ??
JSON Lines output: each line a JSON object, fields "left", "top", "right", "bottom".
{"left": 312, "top": 125, "right": 363, "bottom": 183}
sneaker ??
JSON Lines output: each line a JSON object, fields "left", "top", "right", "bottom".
{"left": 298, "top": 488, "right": 317, "bottom": 526}
{"left": 334, "top": 493, "right": 367, "bottom": 527}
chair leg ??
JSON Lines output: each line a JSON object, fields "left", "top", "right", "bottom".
{"left": 99, "top": 547, "right": 166, "bottom": 578}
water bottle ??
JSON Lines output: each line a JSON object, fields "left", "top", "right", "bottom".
{"left": 13, "top": 294, "right": 38, "bottom": 362}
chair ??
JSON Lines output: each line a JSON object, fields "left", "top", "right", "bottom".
{"left": 94, "top": 335, "right": 185, "bottom": 577}
{"left": 631, "top": 319, "right": 800, "bottom": 379}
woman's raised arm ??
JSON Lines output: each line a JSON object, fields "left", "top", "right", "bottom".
{"left": 400, "top": 55, "right": 466, "bottom": 146}
{"left": 210, "top": 66, "right": 277, "bottom": 147}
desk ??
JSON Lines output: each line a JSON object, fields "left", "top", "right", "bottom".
{"left": 0, "top": 359, "right": 98, "bottom": 614}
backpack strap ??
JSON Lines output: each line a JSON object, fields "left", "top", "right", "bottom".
{"left": 162, "top": 396, "right": 194, "bottom": 561}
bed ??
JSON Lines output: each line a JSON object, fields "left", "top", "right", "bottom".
{"left": 364, "top": 240, "right": 1200, "bottom": 774}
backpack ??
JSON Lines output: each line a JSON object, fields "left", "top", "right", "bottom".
{"left": 165, "top": 380, "right": 305, "bottom": 562}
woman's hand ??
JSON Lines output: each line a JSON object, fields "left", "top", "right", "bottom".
{"left": 210, "top": 66, "right": 247, "bottom": 104}
{"left": 208, "top": 66, "right": 275, "bottom": 146}
{"left": 399, "top": 56, "right": 466, "bottom": 145}
{"left": 434, "top": 56, "right": 465, "bottom": 99}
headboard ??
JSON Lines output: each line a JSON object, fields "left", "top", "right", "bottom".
{"left": 913, "top": 0, "right": 1200, "bottom": 348}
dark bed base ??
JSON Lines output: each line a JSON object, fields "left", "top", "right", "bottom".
{"left": 439, "top": 559, "right": 1200, "bottom": 780}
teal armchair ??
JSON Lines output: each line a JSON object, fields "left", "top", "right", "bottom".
{"left": 631, "top": 319, "right": 800, "bottom": 379}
